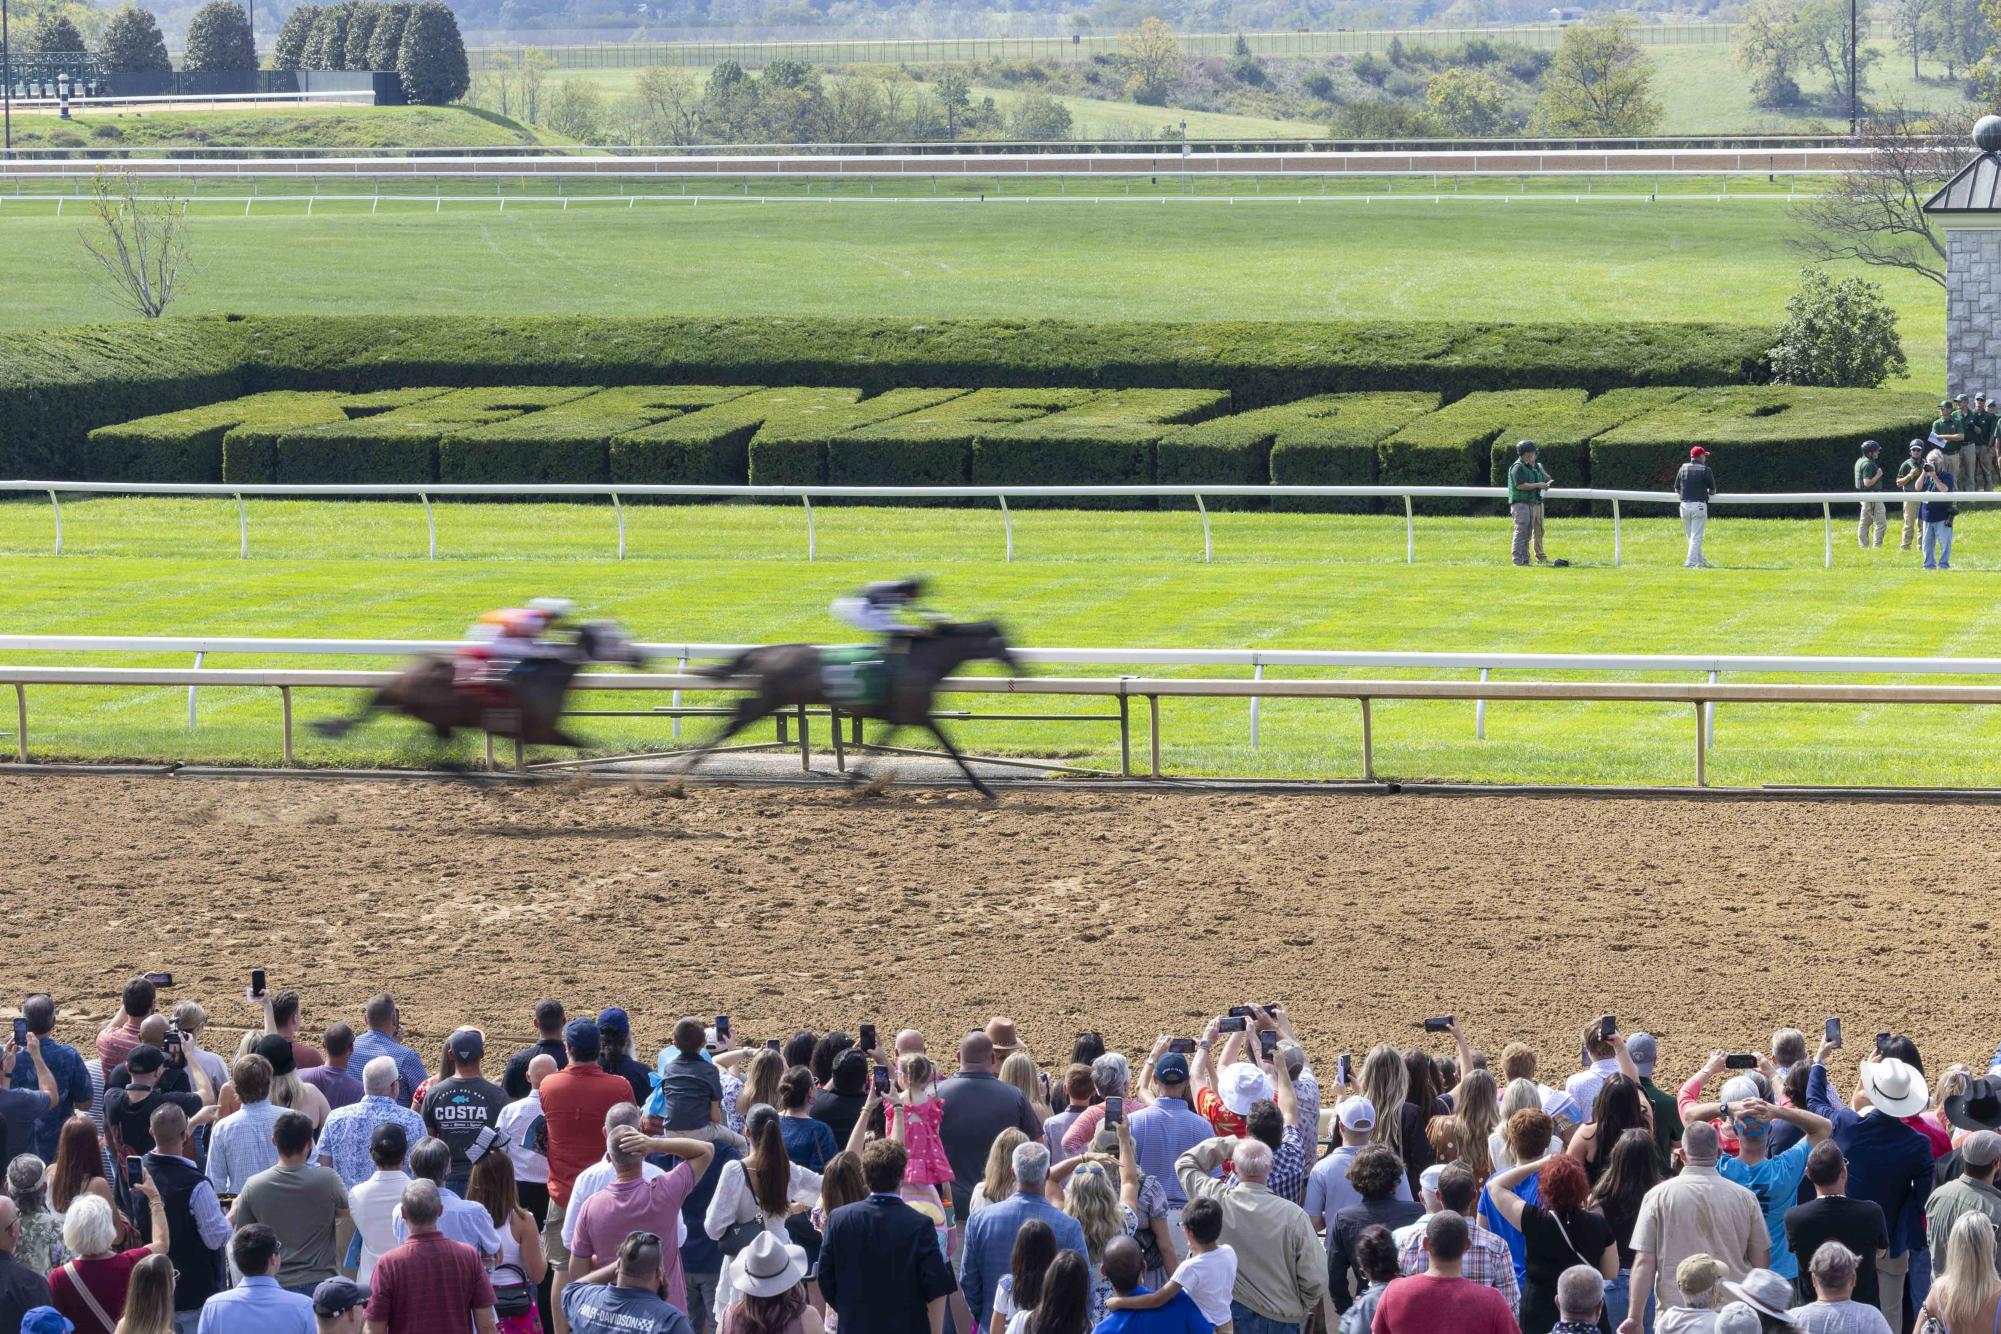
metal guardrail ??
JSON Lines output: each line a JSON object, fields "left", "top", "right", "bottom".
{"left": 0, "top": 480, "right": 1975, "bottom": 570}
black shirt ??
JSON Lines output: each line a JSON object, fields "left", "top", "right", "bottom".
{"left": 605, "top": 1055, "right": 652, "bottom": 1107}
{"left": 0, "top": 1250, "right": 51, "bottom": 1334}
{"left": 1785, "top": 1194, "right": 1889, "bottom": 1308}
{"left": 502, "top": 1040, "right": 568, "bottom": 1102}
{"left": 811, "top": 1089, "right": 868, "bottom": 1152}
{"left": 1521, "top": 1204, "right": 1615, "bottom": 1334}
{"left": 103, "top": 1085, "right": 205, "bottom": 1156}
{"left": 108, "top": 1063, "right": 193, "bottom": 1095}
{"left": 1676, "top": 462, "right": 1716, "bottom": 503}
{"left": 422, "top": 1076, "right": 509, "bottom": 1179}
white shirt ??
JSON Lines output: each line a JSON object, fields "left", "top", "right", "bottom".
{"left": 494, "top": 1092, "right": 548, "bottom": 1185}
{"left": 1172, "top": 1245, "right": 1237, "bottom": 1326}
{"left": 1655, "top": 1309, "right": 1719, "bottom": 1334}
{"left": 561, "top": 1158, "right": 675, "bottom": 1251}
{"left": 1563, "top": 1061, "right": 1620, "bottom": 1122}
{"left": 349, "top": 1169, "right": 412, "bottom": 1283}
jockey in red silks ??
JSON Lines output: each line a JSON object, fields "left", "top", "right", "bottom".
{"left": 453, "top": 597, "right": 576, "bottom": 703}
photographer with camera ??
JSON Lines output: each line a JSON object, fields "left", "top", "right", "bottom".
{"left": 1918, "top": 448, "right": 1957, "bottom": 571}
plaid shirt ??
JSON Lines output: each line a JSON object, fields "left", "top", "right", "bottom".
{"left": 1268, "top": 1122, "right": 1310, "bottom": 1205}
{"left": 1395, "top": 1212, "right": 1520, "bottom": 1313}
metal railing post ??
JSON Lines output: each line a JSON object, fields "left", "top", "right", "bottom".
{"left": 235, "top": 493, "right": 247, "bottom": 558}
{"left": 420, "top": 493, "right": 436, "bottom": 560}
{"left": 12, "top": 684, "right": 25, "bottom": 762}
{"left": 280, "top": 685, "right": 294, "bottom": 765}
{"left": 1694, "top": 701, "right": 1707, "bottom": 786}
{"left": 1148, "top": 695, "right": 1161, "bottom": 778}
{"left": 1404, "top": 495, "right": 1415, "bottom": 563}
{"left": 802, "top": 496, "right": 815, "bottom": 561}
{"left": 999, "top": 495, "right": 1013, "bottom": 562}
{"left": 796, "top": 703, "right": 811, "bottom": 769}
{"left": 1250, "top": 661, "right": 1263, "bottom": 748}
{"left": 1360, "top": 697, "right": 1374, "bottom": 779}
{"left": 1117, "top": 691, "right": 1131, "bottom": 778}
{"left": 1705, "top": 669, "right": 1718, "bottom": 748}
{"left": 46, "top": 491, "right": 61, "bottom": 556}
{"left": 1822, "top": 501, "right": 1832, "bottom": 569}
{"left": 1476, "top": 666, "right": 1489, "bottom": 739}
{"left": 612, "top": 492, "right": 625, "bottom": 560}
{"left": 1195, "top": 494, "right": 1211, "bottom": 562}
{"left": 1612, "top": 498, "right": 1621, "bottom": 567}
{"left": 672, "top": 654, "right": 687, "bottom": 740}
{"left": 188, "top": 651, "right": 204, "bottom": 731}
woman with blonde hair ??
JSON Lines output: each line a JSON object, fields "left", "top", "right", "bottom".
{"left": 1047, "top": 1121, "right": 1144, "bottom": 1321}
{"left": 1445, "top": 1068, "right": 1501, "bottom": 1183}
{"left": 110, "top": 1252, "right": 175, "bottom": 1334}
{"left": 1000, "top": 1054, "right": 1052, "bottom": 1126}
{"left": 738, "top": 1048, "right": 787, "bottom": 1121}
{"left": 969, "top": 1129, "right": 1031, "bottom": 1215}
{"left": 1491, "top": 1079, "right": 1543, "bottom": 1171}
{"left": 214, "top": 1032, "right": 331, "bottom": 1129}
{"left": 1359, "top": 1044, "right": 1432, "bottom": 1197}
{"left": 1924, "top": 1212, "right": 2001, "bottom": 1333}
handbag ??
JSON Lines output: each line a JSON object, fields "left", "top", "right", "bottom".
{"left": 488, "top": 1262, "right": 534, "bottom": 1318}
{"left": 716, "top": 1215, "right": 765, "bottom": 1257}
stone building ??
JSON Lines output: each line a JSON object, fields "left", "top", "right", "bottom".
{"left": 1926, "top": 116, "right": 2001, "bottom": 392}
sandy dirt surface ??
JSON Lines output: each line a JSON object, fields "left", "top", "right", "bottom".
{"left": 5, "top": 773, "right": 1989, "bottom": 1086}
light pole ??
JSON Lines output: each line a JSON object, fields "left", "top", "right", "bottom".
{"left": 1849, "top": 0, "right": 1859, "bottom": 136}
{"left": 2, "top": 0, "right": 13, "bottom": 160}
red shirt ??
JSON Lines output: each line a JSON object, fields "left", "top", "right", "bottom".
{"left": 1195, "top": 1087, "right": 1247, "bottom": 1139}
{"left": 1908, "top": 1114, "right": 1953, "bottom": 1158}
{"left": 366, "top": 1229, "right": 496, "bottom": 1334}
{"left": 1372, "top": 1274, "right": 1522, "bottom": 1334}
{"left": 50, "top": 1247, "right": 150, "bottom": 1334}
{"left": 541, "top": 1061, "right": 631, "bottom": 1204}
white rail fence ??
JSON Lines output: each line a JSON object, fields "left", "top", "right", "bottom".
{"left": 0, "top": 480, "right": 1974, "bottom": 568}
{"left": 9, "top": 635, "right": 2001, "bottom": 766}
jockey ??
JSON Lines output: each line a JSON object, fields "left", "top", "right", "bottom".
{"left": 830, "top": 579, "right": 934, "bottom": 640}
{"left": 455, "top": 597, "right": 576, "bottom": 697}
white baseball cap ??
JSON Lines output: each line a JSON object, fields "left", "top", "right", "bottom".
{"left": 1335, "top": 1096, "right": 1377, "bottom": 1132}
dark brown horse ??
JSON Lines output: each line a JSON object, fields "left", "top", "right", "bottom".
{"left": 311, "top": 621, "right": 649, "bottom": 751}
{"left": 681, "top": 621, "right": 1021, "bottom": 797}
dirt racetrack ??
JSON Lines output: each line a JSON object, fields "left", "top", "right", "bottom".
{"left": 5, "top": 773, "right": 1992, "bottom": 1081}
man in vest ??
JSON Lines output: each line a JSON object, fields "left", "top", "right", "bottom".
{"left": 142, "top": 1102, "right": 232, "bottom": 1333}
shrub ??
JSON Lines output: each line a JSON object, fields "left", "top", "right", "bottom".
{"left": 438, "top": 384, "right": 758, "bottom": 486}
{"left": 397, "top": 1, "right": 470, "bottom": 104}
{"left": 272, "top": 3, "right": 320, "bottom": 69}
{"left": 181, "top": 0, "right": 256, "bottom": 71}
{"left": 275, "top": 386, "right": 596, "bottom": 484}
{"left": 829, "top": 388, "right": 1099, "bottom": 497}
{"left": 972, "top": 390, "right": 1230, "bottom": 508}
{"left": 366, "top": 3, "right": 411, "bottom": 69}
{"left": 1160, "top": 391, "right": 1435, "bottom": 512}
{"left": 1590, "top": 386, "right": 1939, "bottom": 514}
{"left": 1267, "top": 393, "right": 1442, "bottom": 513}
{"left": 342, "top": 4, "right": 382, "bottom": 69}
{"left": 1475, "top": 387, "right": 1693, "bottom": 514}
{"left": 611, "top": 388, "right": 866, "bottom": 492}
{"left": 225, "top": 388, "right": 451, "bottom": 482}
{"left": 1379, "top": 404, "right": 1509, "bottom": 515}
{"left": 747, "top": 388, "right": 969, "bottom": 488}
{"left": 83, "top": 390, "right": 350, "bottom": 483}
{"left": 97, "top": 7, "right": 173, "bottom": 74}
{"left": 303, "top": 3, "right": 349, "bottom": 69}
{"left": 1768, "top": 269, "right": 1908, "bottom": 388}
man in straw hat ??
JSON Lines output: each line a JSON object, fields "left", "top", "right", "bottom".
{"left": 1806, "top": 1040, "right": 1934, "bottom": 1331}
{"left": 1718, "top": 1268, "right": 1803, "bottom": 1329}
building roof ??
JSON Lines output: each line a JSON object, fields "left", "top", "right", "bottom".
{"left": 1924, "top": 152, "right": 2001, "bottom": 215}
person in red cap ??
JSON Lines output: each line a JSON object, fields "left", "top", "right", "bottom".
{"left": 1677, "top": 447, "right": 1717, "bottom": 568}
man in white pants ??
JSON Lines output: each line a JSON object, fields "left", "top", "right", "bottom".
{"left": 1676, "top": 447, "right": 1717, "bottom": 568}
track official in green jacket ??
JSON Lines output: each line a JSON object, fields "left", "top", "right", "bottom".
{"left": 1855, "top": 440, "right": 1886, "bottom": 548}
{"left": 1507, "top": 440, "right": 1552, "bottom": 567}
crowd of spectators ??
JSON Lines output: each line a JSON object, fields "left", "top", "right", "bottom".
{"left": 0, "top": 981, "right": 1996, "bottom": 1334}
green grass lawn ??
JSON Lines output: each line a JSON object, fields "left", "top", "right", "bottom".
{"left": 0, "top": 201, "right": 1948, "bottom": 386}
{"left": 1648, "top": 40, "right": 1982, "bottom": 135}
{"left": 4, "top": 104, "right": 556, "bottom": 151}
{"left": 4, "top": 497, "right": 2001, "bottom": 787}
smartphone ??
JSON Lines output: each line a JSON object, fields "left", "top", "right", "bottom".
{"left": 1724, "top": 1053, "right": 1759, "bottom": 1070}
{"left": 10, "top": 1019, "right": 24, "bottom": 1047}
{"left": 871, "top": 1064, "right": 892, "bottom": 1095}
{"left": 1258, "top": 1028, "right": 1280, "bottom": 1057}
{"left": 125, "top": 1156, "right": 143, "bottom": 1187}
{"left": 765, "top": 1038, "right": 781, "bottom": 1052}
{"left": 1825, "top": 1018, "right": 1842, "bottom": 1048}
{"left": 1422, "top": 1016, "right": 1455, "bottom": 1034}
{"left": 1227, "top": 1005, "right": 1255, "bottom": 1018}
{"left": 1875, "top": 1031, "right": 1892, "bottom": 1054}
{"left": 1599, "top": 1014, "right": 1617, "bottom": 1039}
{"left": 1104, "top": 1096, "right": 1124, "bottom": 1127}
{"left": 1167, "top": 1038, "right": 1196, "bottom": 1055}
{"left": 715, "top": 1014, "right": 731, "bottom": 1042}
{"left": 249, "top": 969, "right": 265, "bottom": 997}
{"left": 1337, "top": 1053, "right": 1352, "bottom": 1086}
{"left": 1218, "top": 1016, "right": 1247, "bottom": 1033}
{"left": 163, "top": 1029, "right": 183, "bottom": 1060}
{"left": 142, "top": 972, "right": 172, "bottom": 988}
{"left": 858, "top": 1024, "right": 877, "bottom": 1053}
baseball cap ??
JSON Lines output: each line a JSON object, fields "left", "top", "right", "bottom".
{"left": 597, "top": 1007, "right": 630, "bottom": 1035}
{"left": 1516, "top": 439, "right": 1538, "bottom": 454}
{"left": 1943, "top": 398, "right": 1957, "bottom": 409}
{"left": 1336, "top": 1095, "right": 1377, "bottom": 1132}
{"left": 1690, "top": 446, "right": 1709, "bottom": 458}
{"left": 1911, "top": 440, "right": 1928, "bottom": 452}
{"left": 1862, "top": 439, "right": 1881, "bottom": 454}
{"left": 447, "top": 1028, "right": 484, "bottom": 1063}
{"left": 1418, "top": 1163, "right": 1446, "bottom": 1197}
{"left": 1965, "top": 1130, "right": 2001, "bottom": 1168}
{"left": 313, "top": 1277, "right": 371, "bottom": 1317}
{"left": 125, "top": 1043, "right": 165, "bottom": 1076}
{"left": 253, "top": 1032, "right": 296, "bottom": 1078}
{"left": 1714, "top": 1303, "right": 1764, "bottom": 1334}
{"left": 20, "top": 1310, "right": 73, "bottom": 1334}
{"left": 1154, "top": 1053, "right": 1190, "bottom": 1084}
{"left": 564, "top": 1017, "right": 602, "bottom": 1058}
{"left": 1675, "top": 1253, "right": 1723, "bottom": 1296}
{"left": 1625, "top": 1033, "right": 1658, "bottom": 1079}
{"left": 1956, "top": 393, "right": 1970, "bottom": 402}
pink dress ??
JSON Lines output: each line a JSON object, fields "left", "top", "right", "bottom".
{"left": 894, "top": 1097, "right": 953, "bottom": 1187}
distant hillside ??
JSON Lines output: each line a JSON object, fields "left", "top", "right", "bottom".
{"left": 5, "top": 104, "right": 552, "bottom": 151}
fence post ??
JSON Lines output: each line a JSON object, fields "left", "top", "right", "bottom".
{"left": 802, "top": 495, "right": 815, "bottom": 561}
{"left": 1822, "top": 501, "right": 1832, "bottom": 569}
{"left": 1404, "top": 494, "right": 1415, "bottom": 563}
{"left": 673, "top": 654, "right": 687, "bottom": 741}
{"left": 13, "top": 684, "right": 25, "bottom": 762}
{"left": 999, "top": 495, "right": 1014, "bottom": 562}
{"left": 280, "top": 686, "right": 294, "bottom": 766}
{"left": 1117, "top": 690, "right": 1131, "bottom": 778}
{"left": 1250, "top": 661, "right": 1263, "bottom": 749}
{"left": 1612, "top": 498, "right": 1622, "bottom": 567}
{"left": 1705, "top": 669, "right": 1718, "bottom": 748}
{"left": 1148, "top": 694, "right": 1161, "bottom": 778}
{"left": 1694, "top": 702, "right": 1707, "bottom": 786}
{"left": 1360, "top": 697, "right": 1374, "bottom": 779}
{"left": 188, "top": 651, "right": 204, "bottom": 731}
{"left": 1476, "top": 666, "right": 1489, "bottom": 739}
{"left": 235, "top": 493, "right": 247, "bottom": 559}
{"left": 611, "top": 492, "right": 625, "bottom": 560}
{"left": 1195, "top": 494, "right": 1211, "bottom": 562}
{"left": 421, "top": 494, "right": 436, "bottom": 560}
{"left": 45, "top": 491, "right": 63, "bottom": 556}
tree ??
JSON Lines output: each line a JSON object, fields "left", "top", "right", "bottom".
{"left": 936, "top": 68, "right": 971, "bottom": 138}
{"left": 342, "top": 4, "right": 380, "bottom": 69}
{"left": 1424, "top": 67, "right": 1506, "bottom": 134}
{"left": 1934, "top": 0, "right": 1992, "bottom": 78}
{"left": 1118, "top": 16, "right": 1179, "bottom": 106}
{"left": 1768, "top": 269, "right": 1908, "bottom": 386}
{"left": 396, "top": 1, "right": 468, "bottom": 105}
{"left": 96, "top": 6, "right": 171, "bottom": 73}
{"left": 1889, "top": 0, "right": 1934, "bottom": 76}
{"left": 516, "top": 46, "right": 550, "bottom": 122}
{"left": 181, "top": 0, "right": 256, "bottom": 71}
{"left": 1794, "top": 0, "right": 1876, "bottom": 113}
{"left": 545, "top": 77, "right": 605, "bottom": 140}
{"left": 1333, "top": 98, "right": 1443, "bottom": 138}
{"left": 632, "top": 64, "right": 704, "bottom": 143}
{"left": 1531, "top": 16, "right": 1661, "bottom": 135}
{"left": 1792, "top": 106, "right": 1967, "bottom": 288}
{"left": 77, "top": 173, "right": 191, "bottom": 320}
{"left": 1006, "top": 89, "right": 1073, "bottom": 139}
{"left": 1736, "top": 0, "right": 1811, "bottom": 106}
{"left": 303, "top": 2, "right": 349, "bottom": 68}
{"left": 364, "top": 2, "right": 410, "bottom": 69}
{"left": 271, "top": 3, "right": 320, "bottom": 69}
{"left": 31, "top": 13, "right": 87, "bottom": 50}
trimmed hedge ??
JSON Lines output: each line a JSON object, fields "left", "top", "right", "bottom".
{"left": 1266, "top": 394, "right": 1442, "bottom": 513}
{"left": 972, "top": 390, "right": 1231, "bottom": 508}
{"left": 1476, "top": 387, "right": 1695, "bottom": 516}
{"left": 1590, "top": 386, "right": 1939, "bottom": 514}
{"left": 274, "top": 386, "right": 598, "bottom": 484}
{"left": 82, "top": 391, "right": 344, "bottom": 485}
{"left": 438, "top": 385, "right": 760, "bottom": 486}
{"left": 747, "top": 388, "right": 971, "bottom": 488}
{"left": 610, "top": 388, "right": 865, "bottom": 491}
{"left": 224, "top": 389, "right": 453, "bottom": 483}
{"left": 829, "top": 389, "right": 1101, "bottom": 496}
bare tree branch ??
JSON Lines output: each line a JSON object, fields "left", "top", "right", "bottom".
{"left": 1791, "top": 106, "right": 1969, "bottom": 289}
{"left": 77, "top": 171, "right": 193, "bottom": 319}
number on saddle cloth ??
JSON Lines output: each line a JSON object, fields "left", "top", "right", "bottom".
{"left": 820, "top": 645, "right": 892, "bottom": 708}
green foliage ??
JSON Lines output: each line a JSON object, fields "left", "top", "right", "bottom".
{"left": 365, "top": 3, "right": 411, "bottom": 70}
{"left": 1424, "top": 68, "right": 1509, "bottom": 135}
{"left": 437, "top": 385, "right": 759, "bottom": 485}
{"left": 276, "top": 386, "right": 596, "bottom": 483}
{"left": 746, "top": 388, "right": 968, "bottom": 488}
{"left": 609, "top": 388, "right": 861, "bottom": 491}
{"left": 1333, "top": 99, "right": 1442, "bottom": 138}
{"left": 972, "top": 390, "right": 1230, "bottom": 507}
{"left": 1473, "top": 387, "right": 1695, "bottom": 514}
{"left": 1533, "top": 16, "right": 1662, "bottom": 135}
{"left": 31, "top": 14, "right": 86, "bottom": 50}
{"left": 1590, "top": 385, "right": 1938, "bottom": 509}
{"left": 271, "top": 3, "right": 319, "bottom": 70}
{"left": 830, "top": 389, "right": 1099, "bottom": 496}
{"left": 545, "top": 79, "right": 607, "bottom": 140}
{"left": 1006, "top": 91, "right": 1074, "bottom": 140}
{"left": 85, "top": 390, "right": 350, "bottom": 483}
{"left": 1162, "top": 391, "right": 1437, "bottom": 513}
{"left": 224, "top": 388, "right": 452, "bottom": 481}
{"left": 181, "top": 0, "right": 256, "bottom": 72}
{"left": 1769, "top": 269, "right": 1909, "bottom": 388}
{"left": 396, "top": 1, "right": 468, "bottom": 105}
{"left": 96, "top": 7, "right": 171, "bottom": 75}
{"left": 342, "top": 5, "right": 381, "bottom": 69}
{"left": 303, "top": 2, "right": 350, "bottom": 69}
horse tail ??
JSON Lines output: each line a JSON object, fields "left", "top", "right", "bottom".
{"left": 692, "top": 650, "right": 762, "bottom": 680}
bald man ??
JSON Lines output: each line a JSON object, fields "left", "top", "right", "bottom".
{"left": 0, "top": 1196, "right": 52, "bottom": 1331}
{"left": 938, "top": 1031, "right": 1044, "bottom": 1224}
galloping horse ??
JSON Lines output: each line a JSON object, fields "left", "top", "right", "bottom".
{"left": 680, "top": 621, "right": 1021, "bottom": 797}
{"left": 311, "top": 621, "right": 649, "bottom": 751}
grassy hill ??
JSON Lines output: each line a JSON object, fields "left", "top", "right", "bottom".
{"left": 7, "top": 104, "right": 556, "bottom": 152}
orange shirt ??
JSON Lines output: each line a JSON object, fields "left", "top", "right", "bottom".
{"left": 540, "top": 1061, "right": 630, "bottom": 1205}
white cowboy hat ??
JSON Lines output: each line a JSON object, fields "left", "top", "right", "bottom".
{"left": 1859, "top": 1057, "right": 1929, "bottom": 1118}
{"left": 1219, "top": 1062, "right": 1274, "bottom": 1118}
{"left": 726, "top": 1232, "right": 807, "bottom": 1300}
{"left": 1719, "top": 1269, "right": 1802, "bottom": 1325}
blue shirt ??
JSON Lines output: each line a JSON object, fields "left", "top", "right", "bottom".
{"left": 205, "top": 1100, "right": 286, "bottom": 1195}
{"left": 318, "top": 1095, "right": 426, "bottom": 1188}
{"left": 1719, "top": 1137, "right": 1814, "bottom": 1278}
{"left": 1127, "top": 1095, "right": 1215, "bottom": 1208}
{"left": 195, "top": 1275, "right": 317, "bottom": 1334}
{"left": 1481, "top": 1168, "right": 1541, "bottom": 1285}
{"left": 780, "top": 1114, "right": 839, "bottom": 1172}
{"left": 960, "top": 1191, "right": 1088, "bottom": 1325}
{"left": 1093, "top": 1284, "right": 1211, "bottom": 1334}
{"left": 10, "top": 1041, "right": 92, "bottom": 1160}
{"left": 349, "top": 1029, "right": 427, "bottom": 1107}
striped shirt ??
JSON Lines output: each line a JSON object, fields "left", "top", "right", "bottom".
{"left": 206, "top": 1099, "right": 288, "bottom": 1194}
{"left": 1268, "top": 1123, "right": 1311, "bottom": 1206}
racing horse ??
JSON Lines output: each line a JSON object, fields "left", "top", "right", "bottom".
{"left": 681, "top": 620, "right": 1021, "bottom": 797}
{"left": 310, "top": 621, "right": 649, "bottom": 752}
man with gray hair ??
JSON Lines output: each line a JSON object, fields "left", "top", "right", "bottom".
{"left": 565, "top": 1121, "right": 714, "bottom": 1317}
{"left": 0, "top": 1195, "right": 52, "bottom": 1334}
{"left": 389, "top": 1135, "right": 502, "bottom": 1262}
{"left": 365, "top": 1179, "right": 497, "bottom": 1334}
{"left": 1792, "top": 1242, "right": 1891, "bottom": 1334}
{"left": 1059, "top": 1051, "right": 1137, "bottom": 1154}
{"left": 1177, "top": 1135, "right": 1326, "bottom": 1334}
{"left": 1620, "top": 1121, "right": 1767, "bottom": 1334}
{"left": 1553, "top": 1263, "right": 1609, "bottom": 1334}
{"left": 1925, "top": 1128, "right": 2001, "bottom": 1260}
{"left": 318, "top": 1056, "right": 425, "bottom": 1189}
{"left": 960, "top": 1140, "right": 1087, "bottom": 1326}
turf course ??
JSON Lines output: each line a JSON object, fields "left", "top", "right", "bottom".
{"left": 0, "top": 203, "right": 1949, "bottom": 388}
{"left": 6, "top": 498, "right": 2001, "bottom": 788}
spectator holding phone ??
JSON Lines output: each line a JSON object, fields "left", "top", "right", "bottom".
{"left": 15, "top": 996, "right": 92, "bottom": 1162}
{"left": 1124, "top": 1052, "right": 1212, "bottom": 1235}
{"left": 1919, "top": 448, "right": 1957, "bottom": 570}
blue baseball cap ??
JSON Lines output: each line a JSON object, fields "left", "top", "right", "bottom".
{"left": 597, "top": 1007, "right": 630, "bottom": 1035}
{"left": 21, "top": 1309, "right": 74, "bottom": 1334}
{"left": 564, "top": 1018, "right": 601, "bottom": 1058}
{"left": 1155, "top": 1053, "right": 1190, "bottom": 1084}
